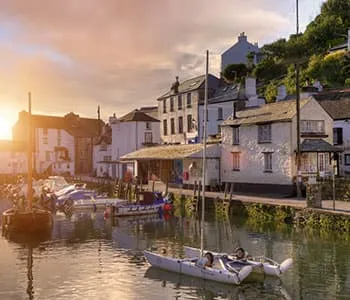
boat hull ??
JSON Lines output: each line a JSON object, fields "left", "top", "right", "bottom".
{"left": 184, "top": 246, "right": 292, "bottom": 277}
{"left": 113, "top": 204, "right": 163, "bottom": 217}
{"left": 144, "top": 250, "right": 252, "bottom": 285}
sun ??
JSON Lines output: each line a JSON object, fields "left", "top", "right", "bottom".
{"left": 0, "top": 115, "right": 12, "bottom": 140}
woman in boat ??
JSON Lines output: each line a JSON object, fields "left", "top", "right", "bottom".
{"left": 204, "top": 252, "right": 214, "bottom": 268}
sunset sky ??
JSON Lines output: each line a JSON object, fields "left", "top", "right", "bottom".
{"left": 0, "top": 0, "right": 325, "bottom": 139}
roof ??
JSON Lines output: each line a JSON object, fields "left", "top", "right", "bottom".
{"left": 0, "top": 140, "right": 26, "bottom": 152}
{"left": 317, "top": 99, "right": 350, "bottom": 120}
{"left": 139, "top": 106, "right": 159, "bottom": 120}
{"left": 119, "top": 109, "right": 160, "bottom": 122}
{"left": 221, "top": 98, "right": 311, "bottom": 126}
{"left": 313, "top": 88, "right": 350, "bottom": 101}
{"left": 121, "top": 143, "right": 219, "bottom": 160}
{"left": 208, "top": 83, "right": 242, "bottom": 104}
{"left": 329, "top": 43, "right": 348, "bottom": 52}
{"left": 300, "top": 139, "right": 341, "bottom": 153}
{"left": 14, "top": 111, "right": 104, "bottom": 138}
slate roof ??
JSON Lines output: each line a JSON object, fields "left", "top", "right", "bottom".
{"left": 14, "top": 111, "right": 104, "bottom": 138}
{"left": 221, "top": 98, "right": 311, "bottom": 126}
{"left": 0, "top": 140, "right": 26, "bottom": 152}
{"left": 119, "top": 109, "right": 160, "bottom": 122}
{"left": 157, "top": 74, "right": 220, "bottom": 100}
{"left": 139, "top": 106, "right": 159, "bottom": 120}
{"left": 121, "top": 143, "right": 218, "bottom": 160}
{"left": 300, "top": 139, "right": 341, "bottom": 153}
{"left": 317, "top": 99, "right": 350, "bottom": 120}
{"left": 208, "top": 83, "right": 242, "bottom": 104}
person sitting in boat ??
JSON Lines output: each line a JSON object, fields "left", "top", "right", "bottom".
{"left": 195, "top": 252, "right": 214, "bottom": 268}
{"left": 232, "top": 247, "right": 251, "bottom": 261}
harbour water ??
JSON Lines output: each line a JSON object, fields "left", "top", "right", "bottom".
{"left": 1, "top": 205, "right": 350, "bottom": 299}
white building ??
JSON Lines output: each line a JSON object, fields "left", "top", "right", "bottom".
{"left": 0, "top": 141, "right": 27, "bottom": 175}
{"left": 317, "top": 96, "right": 350, "bottom": 176}
{"left": 106, "top": 109, "right": 160, "bottom": 179}
{"left": 13, "top": 111, "right": 103, "bottom": 176}
{"left": 221, "top": 32, "right": 261, "bottom": 71}
{"left": 220, "top": 97, "right": 336, "bottom": 195}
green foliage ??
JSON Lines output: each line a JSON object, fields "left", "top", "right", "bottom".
{"left": 306, "top": 51, "right": 348, "bottom": 86}
{"left": 261, "top": 38, "right": 287, "bottom": 60}
{"left": 343, "top": 53, "right": 350, "bottom": 77}
{"left": 345, "top": 78, "right": 350, "bottom": 87}
{"left": 253, "top": 59, "right": 287, "bottom": 82}
{"left": 222, "top": 63, "right": 249, "bottom": 82}
{"left": 264, "top": 80, "right": 279, "bottom": 103}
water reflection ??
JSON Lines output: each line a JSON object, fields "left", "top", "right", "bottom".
{"left": 1, "top": 209, "right": 350, "bottom": 299}
{"left": 144, "top": 267, "right": 292, "bottom": 300}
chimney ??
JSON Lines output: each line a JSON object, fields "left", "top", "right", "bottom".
{"left": 276, "top": 85, "right": 287, "bottom": 101}
{"left": 238, "top": 32, "right": 247, "bottom": 43}
{"left": 109, "top": 113, "right": 118, "bottom": 124}
{"left": 171, "top": 76, "right": 180, "bottom": 94}
{"left": 245, "top": 77, "right": 256, "bottom": 98}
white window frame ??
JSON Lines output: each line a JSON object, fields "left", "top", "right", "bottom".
{"left": 264, "top": 152, "right": 273, "bottom": 172}
{"left": 232, "top": 152, "right": 240, "bottom": 171}
{"left": 258, "top": 124, "right": 271, "bottom": 143}
{"left": 232, "top": 127, "right": 239, "bottom": 145}
{"left": 144, "top": 132, "right": 153, "bottom": 144}
{"left": 301, "top": 120, "right": 325, "bottom": 134}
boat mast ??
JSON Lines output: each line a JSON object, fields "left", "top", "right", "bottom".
{"left": 200, "top": 50, "right": 209, "bottom": 256}
{"left": 27, "top": 92, "right": 33, "bottom": 211}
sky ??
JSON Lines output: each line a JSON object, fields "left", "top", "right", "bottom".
{"left": 0, "top": 0, "right": 325, "bottom": 139}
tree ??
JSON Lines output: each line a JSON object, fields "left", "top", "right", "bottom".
{"left": 253, "top": 59, "right": 287, "bottom": 82}
{"left": 222, "top": 64, "right": 249, "bottom": 82}
{"left": 261, "top": 38, "right": 287, "bottom": 60}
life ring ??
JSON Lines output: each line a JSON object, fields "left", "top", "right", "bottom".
{"left": 183, "top": 172, "right": 189, "bottom": 181}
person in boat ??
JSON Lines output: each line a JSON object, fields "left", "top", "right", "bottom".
{"left": 232, "top": 247, "right": 251, "bottom": 261}
{"left": 204, "top": 252, "right": 214, "bottom": 268}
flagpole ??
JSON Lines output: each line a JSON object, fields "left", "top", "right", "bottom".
{"left": 200, "top": 50, "right": 209, "bottom": 256}
{"left": 27, "top": 92, "right": 33, "bottom": 211}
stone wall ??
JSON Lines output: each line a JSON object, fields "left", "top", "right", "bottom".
{"left": 317, "top": 178, "right": 350, "bottom": 201}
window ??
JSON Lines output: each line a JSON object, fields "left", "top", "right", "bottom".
{"left": 45, "top": 151, "right": 51, "bottom": 162}
{"left": 301, "top": 120, "right": 325, "bottom": 134}
{"left": 170, "top": 118, "right": 175, "bottom": 134}
{"left": 232, "top": 152, "right": 240, "bottom": 171}
{"left": 170, "top": 97, "right": 174, "bottom": 112}
{"left": 178, "top": 116, "right": 183, "bottom": 134}
{"left": 57, "top": 129, "right": 61, "bottom": 146}
{"left": 163, "top": 99, "right": 167, "bottom": 113}
{"left": 258, "top": 124, "right": 271, "bottom": 143}
{"left": 103, "top": 156, "right": 112, "bottom": 161}
{"left": 344, "top": 154, "right": 350, "bottom": 165}
{"left": 163, "top": 119, "right": 168, "bottom": 136}
{"left": 218, "top": 107, "right": 223, "bottom": 120}
{"left": 43, "top": 137, "right": 48, "bottom": 144}
{"left": 43, "top": 128, "right": 48, "bottom": 135}
{"left": 318, "top": 153, "right": 328, "bottom": 171}
{"left": 146, "top": 122, "right": 151, "bottom": 130}
{"left": 333, "top": 128, "right": 343, "bottom": 145}
{"left": 187, "top": 114, "right": 193, "bottom": 132}
{"left": 232, "top": 127, "right": 239, "bottom": 145}
{"left": 144, "top": 132, "right": 153, "bottom": 144}
{"left": 178, "top": 95, "right": 182, "bottom": 110}
{"left": 187, "top": 93, "right": 192, "bottom": 108}
{"left": 67, "top": 164, "right": 70, "bottom": 169}
{"left": 264, "top": 152, "right": 273, "bottom": 172}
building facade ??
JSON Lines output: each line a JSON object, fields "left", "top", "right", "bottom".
{"left": 107, "top": 109, "right": 160, "bottom": 179}
{"left": 0, "top": 141, "right": 27, "bottom": 175}
{"left": 13, "top": 111, "right": 103, "bottom": 176}
{"left": 221, "top": 32, "right": 260, "bottom": 72}
{"left": 220, "top": 97, "right": 335, "bottom": 195}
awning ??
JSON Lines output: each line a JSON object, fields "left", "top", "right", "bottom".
{"left": 300, "top": 139, "right": 342, "bottom": 153}
{"left": 120, "top": 143, "right": 220, "bottom": 160}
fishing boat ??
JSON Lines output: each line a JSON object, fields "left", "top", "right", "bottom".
{"left": 144, "top": 50, "right": 253, "bottom": 285}
{"left": 183, "top": 246, "right": 293, "bottom": 277}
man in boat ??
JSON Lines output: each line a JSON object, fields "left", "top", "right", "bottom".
{"left": 232, "top": 247, "right": 251, "bottom": 261}
{"left": 204, "top": 252, "right": 214, "bottom": 268}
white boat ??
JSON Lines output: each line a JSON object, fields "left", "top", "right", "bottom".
{"left": 144, "top": 51, "right": 253, "bottom": 285}
{"left": 183, "top": 246, "right": 293, "bottom": 277}
{"left": 72, "top": 197, "right": 127, "bottom": 210}
{"left": 144, "top": 250, "right": 252, "bottom": 285}
{"left": 112, "top": 202, "right": 164, "bottom": 217}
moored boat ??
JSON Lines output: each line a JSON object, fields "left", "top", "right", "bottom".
{"left": 183, "top": 246, "right": 293, "bottom": 277}
{"left": 144, "top": 250, "right": 252, "bottom": 285}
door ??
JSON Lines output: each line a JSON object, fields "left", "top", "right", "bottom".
{"left": 174, "top": 160, "right": 183, "bottom": 184}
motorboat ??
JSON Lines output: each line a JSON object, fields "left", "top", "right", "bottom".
{"left": 183, "top": 246, "right": 293, "bottom": 277}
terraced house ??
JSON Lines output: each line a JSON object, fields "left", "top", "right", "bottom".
{"left": 220, "top": 97, "right": 338, "bottom": 195}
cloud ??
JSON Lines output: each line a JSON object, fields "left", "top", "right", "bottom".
{"left": 0, "top": 0, "right": 314, "bottom": 125}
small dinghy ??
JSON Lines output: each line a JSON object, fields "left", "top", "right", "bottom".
{"left": 184, "top": 246, "right": 293, "bottom": 277}
{"left": 144, "top": 250, "right": 252, "bottom": 285}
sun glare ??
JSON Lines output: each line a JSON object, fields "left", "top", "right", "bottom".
{"left": 0, "top": 115, "right": 12, "bottom": 140}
